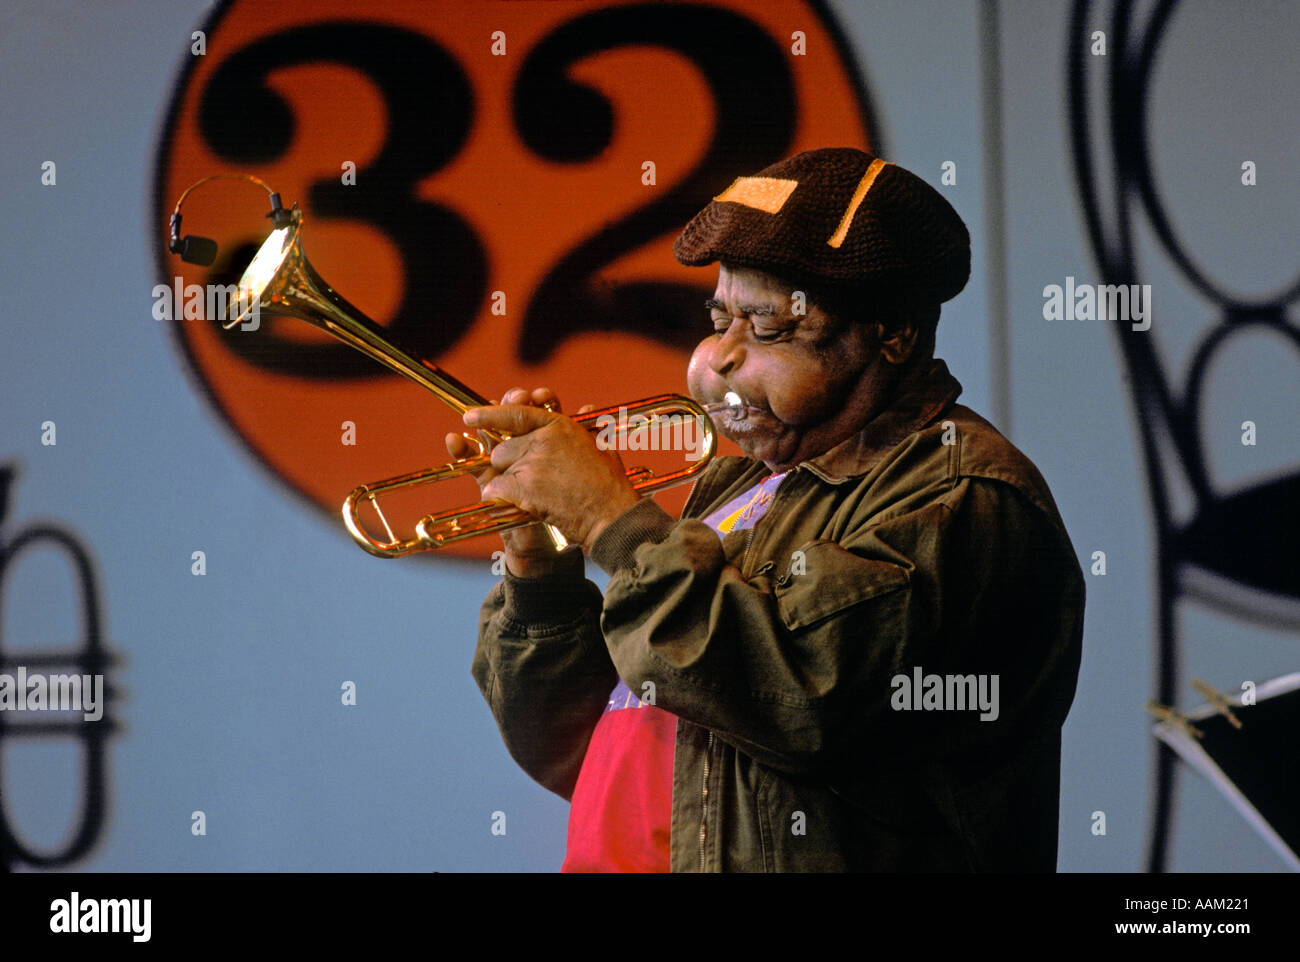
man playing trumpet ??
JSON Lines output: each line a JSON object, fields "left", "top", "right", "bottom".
{"left": 452, "top": 148, "right": 1084, "bottom": 871}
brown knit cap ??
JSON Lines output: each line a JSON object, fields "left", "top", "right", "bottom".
{"left": 674, "top": 147, "right": 970, "bottom": 304}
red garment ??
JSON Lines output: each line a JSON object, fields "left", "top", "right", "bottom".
{"left": 561, "top": 686, "right": 676, "bottom": 872}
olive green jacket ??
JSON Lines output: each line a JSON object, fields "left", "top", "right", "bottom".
{"left": 472, "top": 360, "right": 1084, "bottom": 871}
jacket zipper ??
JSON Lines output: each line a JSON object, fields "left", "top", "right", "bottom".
{"left": 697, "top": 468, "right": 785, "bottom": 871}
{"left": 699, "top": 731, "right": 714, "bottom": 872}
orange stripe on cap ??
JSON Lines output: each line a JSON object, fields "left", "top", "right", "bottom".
{"left": 713, "top": 176, "right": 799, "bottom": 214}
{"left": 826, "top": 158, "right": 889, "bottom": 248}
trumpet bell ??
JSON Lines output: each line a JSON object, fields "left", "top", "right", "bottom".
{"left": 227, "top": 209, "right": 490, "bottom": 415}
{"left": 226, "top": 216, "right": 299, "bottom": 330}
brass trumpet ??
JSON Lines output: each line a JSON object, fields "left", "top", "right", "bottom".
{"left": 342, "top": 393, "right": 715, "bottom": 556}
{"left": 170, "top": 182, "right": 730, "bottom": 557}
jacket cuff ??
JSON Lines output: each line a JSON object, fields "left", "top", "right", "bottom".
{"left": 590, "top": 497, "right": 677, "bottom": 576}
{"left": 500, "top": 545, "right": 593, "bottom": 624}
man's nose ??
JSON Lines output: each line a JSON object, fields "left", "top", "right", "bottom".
{"left": 709, "top": 321, "right": 746, "bottom": 376}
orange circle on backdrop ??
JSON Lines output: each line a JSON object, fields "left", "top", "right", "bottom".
{"left": 154, "top": 0, "right": 877, "bottom": 560}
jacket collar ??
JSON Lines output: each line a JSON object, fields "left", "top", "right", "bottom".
{"left": 800, "top": 358, "right": 963, "bottom": 482}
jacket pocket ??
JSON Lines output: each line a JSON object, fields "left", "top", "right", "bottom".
{"left": 773, "top": 539, "right": 909, "bottom": 631}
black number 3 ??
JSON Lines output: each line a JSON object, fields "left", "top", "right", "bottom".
{"left": 198, "top": 22, "right": 486, "bottom": 378}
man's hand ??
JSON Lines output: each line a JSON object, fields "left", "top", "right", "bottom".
{"left": 444, "top": 387, "right": 562, "bottom": 577}
{"left": 445, "top": 387, "right": 640, "bottom": 574}
{"left": 464, "top": 388, "right": 640, "bottom": 552}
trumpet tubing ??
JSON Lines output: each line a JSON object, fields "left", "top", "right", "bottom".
{"left": 347, "top": 396, "right": 717, "bottom": 555}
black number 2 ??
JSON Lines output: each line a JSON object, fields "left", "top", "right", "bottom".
{"left": 512, "top": 4, "right": 796, "bottom": 363}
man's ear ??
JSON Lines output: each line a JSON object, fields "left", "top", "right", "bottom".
{"left": 874, "top": 319, "right": 919, "bottom": 365}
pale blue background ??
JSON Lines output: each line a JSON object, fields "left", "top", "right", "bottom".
{"left": 0, "top": 0, "right": 1295, "bottom": 872}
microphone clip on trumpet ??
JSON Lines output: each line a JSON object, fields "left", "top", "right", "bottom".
{"left": 166, "top": 176, "right": 734, "bottom": 557}
{"left": 168, "top": 172, "right": 293, "bottom": 267}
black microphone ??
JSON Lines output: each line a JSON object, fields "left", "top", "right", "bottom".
{"left": 176, "top": 235, "right": 218, "bottom": 266}
{"left": 168, "top": 211, "right": 218, "bottom": 266}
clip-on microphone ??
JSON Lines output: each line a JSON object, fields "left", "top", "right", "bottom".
{"left": 168, "top": 174, "right": 292, "bottom": 267}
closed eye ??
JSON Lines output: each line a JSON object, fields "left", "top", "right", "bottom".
{"left": 709, "top": 317, "right": 789, "bottom": 341}
{"left": 707, "top": 299, "right": 789, "bottom": 341}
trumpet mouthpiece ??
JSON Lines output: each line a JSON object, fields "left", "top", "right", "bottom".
{"left": 704, "top": 391, "right": 747, "bottom": 421}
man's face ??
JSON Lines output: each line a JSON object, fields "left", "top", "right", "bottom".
{"left": 687, "top": 264, "right": 896, "bottom": 472}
